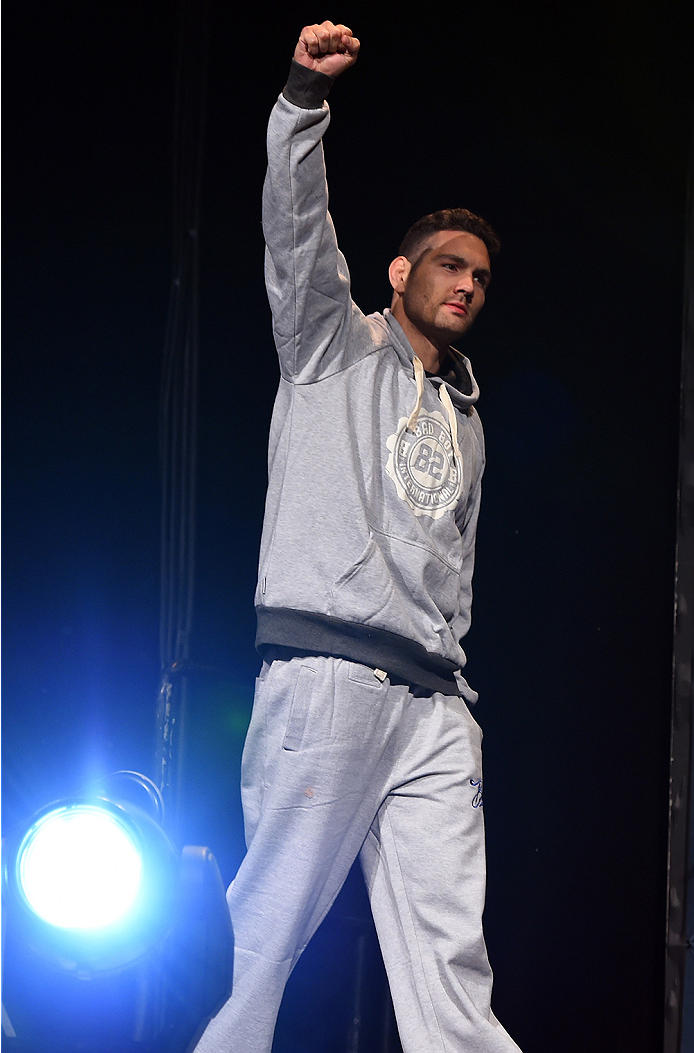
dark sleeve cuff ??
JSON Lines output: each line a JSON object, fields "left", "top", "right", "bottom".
{"left": 282, "top": 59, "right": 335, "bottom": 108}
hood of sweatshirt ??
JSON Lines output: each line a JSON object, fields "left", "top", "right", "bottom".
{"left": 382, "top": 310, "right": 480, "bottom": 448}
{"left": 383, "top": 309, "right": 480, "bottom": 414}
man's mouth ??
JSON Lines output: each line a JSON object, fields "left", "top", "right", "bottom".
{"left": 444, "top": 302, "right": 468, "bottom": 316}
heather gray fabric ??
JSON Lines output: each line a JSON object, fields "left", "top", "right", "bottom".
{"left": 194, "top": 74, "right": 523, "bottom": 1053}
{"left": 255, "top": 88, "right": 485, "bottom": 700}
{"left": 194, "top": 657, "right": 521, "bottom": 1053}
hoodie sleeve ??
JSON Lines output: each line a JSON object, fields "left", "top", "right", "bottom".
{"left": 263, "top": 63, "right": 375, "bottom": 383}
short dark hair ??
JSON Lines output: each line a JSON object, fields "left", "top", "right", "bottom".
{"left": 398, "top": 208, "right": 500, "bottom": 262}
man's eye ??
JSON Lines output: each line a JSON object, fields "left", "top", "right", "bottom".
{"left": 443, "top": 263, "right": 457, "bottom": 271}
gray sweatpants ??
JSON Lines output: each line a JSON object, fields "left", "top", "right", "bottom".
{"left": 194, "top": 656, "right": 522, "bottom": 1053}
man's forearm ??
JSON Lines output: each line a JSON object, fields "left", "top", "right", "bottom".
{"left": 282, "top": 59, "right": 334, "bottom": 109}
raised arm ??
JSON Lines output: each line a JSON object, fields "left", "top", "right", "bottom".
{"left": 264, "top": 23, "right": 376, "bottom": 383}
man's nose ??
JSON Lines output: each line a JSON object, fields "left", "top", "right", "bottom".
{"left": 455, "top": 271, "right": 475, "bottom": 300}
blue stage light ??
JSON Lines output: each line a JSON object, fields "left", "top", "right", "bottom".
{"left": 16, "top": 803, "right": 143, "bottom": 930}
{"left": 3, "top": 773, "right": 233, "bottom": 1052}
{"left": 4, "top": 786, "right": 179, "bottom": 974}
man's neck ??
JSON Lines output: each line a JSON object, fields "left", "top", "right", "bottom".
{"left": 391, "top": 306, "right": 448, "bottom": 374}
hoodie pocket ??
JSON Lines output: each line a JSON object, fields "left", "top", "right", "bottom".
{"left": 330, "top": 527, "right": 462, "bottom": 642}
{"left": 329, "top": 533, "right": 395, "bottom": 624}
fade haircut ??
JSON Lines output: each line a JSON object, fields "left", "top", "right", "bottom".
{"left": 398, "top": 208, "right": 500, "bottom": 263}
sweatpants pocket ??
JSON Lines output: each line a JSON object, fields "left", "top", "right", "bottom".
{"left": 283, "top": 664, "right": 316, "bottom": 751}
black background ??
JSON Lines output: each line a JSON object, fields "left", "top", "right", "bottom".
{"left": 3, "top": 2, "right": 693, "bottom": 1051}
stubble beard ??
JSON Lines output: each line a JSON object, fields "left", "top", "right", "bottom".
{"left": 403, "top": 277, "right": 472, "bottom": 351}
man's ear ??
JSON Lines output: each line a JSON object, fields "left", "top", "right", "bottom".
{"left": 388, "top": 255, "right": 411, "bottom": 294}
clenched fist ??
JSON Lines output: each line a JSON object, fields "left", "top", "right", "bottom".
{"left": 294, "top": 21, "right": 360, "bottom": 78}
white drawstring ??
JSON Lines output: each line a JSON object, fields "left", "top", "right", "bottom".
{"left": 437, "top": 380, "right": 459, "bottom": 455}
{"left": 406, "top": 356, "right": 425, "bottom": 432}
{"left": 406, "top": 355, "right": 462, "bottom": 476}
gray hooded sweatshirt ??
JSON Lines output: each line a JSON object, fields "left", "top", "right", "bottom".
{"left": 255, "top": 63, "right": 485, "bottom": 703}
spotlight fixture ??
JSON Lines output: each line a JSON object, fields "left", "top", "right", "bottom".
{"left": 4, "top": 776, "right": 179, "bottom": 978}
{"left": 16, "top": 802, "right": 143, "bottom": 931}
{"left": 2, "top": 772, "right": 232, "bottom": 1052}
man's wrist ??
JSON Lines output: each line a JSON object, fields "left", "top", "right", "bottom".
{"left": 282, "top": 59, "right": 335, "bottom": 108}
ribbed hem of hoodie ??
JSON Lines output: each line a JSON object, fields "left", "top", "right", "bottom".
{"left": 255, "top": 607, "right": 463, "bottom": 695}
{"left": 282, "top": 60, "right": 334, "bottom": 109}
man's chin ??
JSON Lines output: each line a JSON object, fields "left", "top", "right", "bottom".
{"left": 436, "top": 318, "right": 471, "bottom": 344}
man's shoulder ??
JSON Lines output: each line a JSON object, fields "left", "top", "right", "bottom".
{"left": 365, "top": 311, "right": 391, "bottom": 345}
{"left": 336, "top": 311, "right": 397, "bottom": 373}
{"left": 362, "top": 312, "right": 415, "bottom": 369}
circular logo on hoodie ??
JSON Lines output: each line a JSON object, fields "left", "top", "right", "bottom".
{"left": 385, "top": 411, "right": 462, "bottom": 519}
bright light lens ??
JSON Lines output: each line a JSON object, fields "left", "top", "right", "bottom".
{"left": 17, "top": 805, "right": 143, "bottom": 929}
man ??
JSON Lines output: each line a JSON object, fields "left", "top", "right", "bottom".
{"left": 195, "top": 21, "right": 522, "bottom": 1053}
